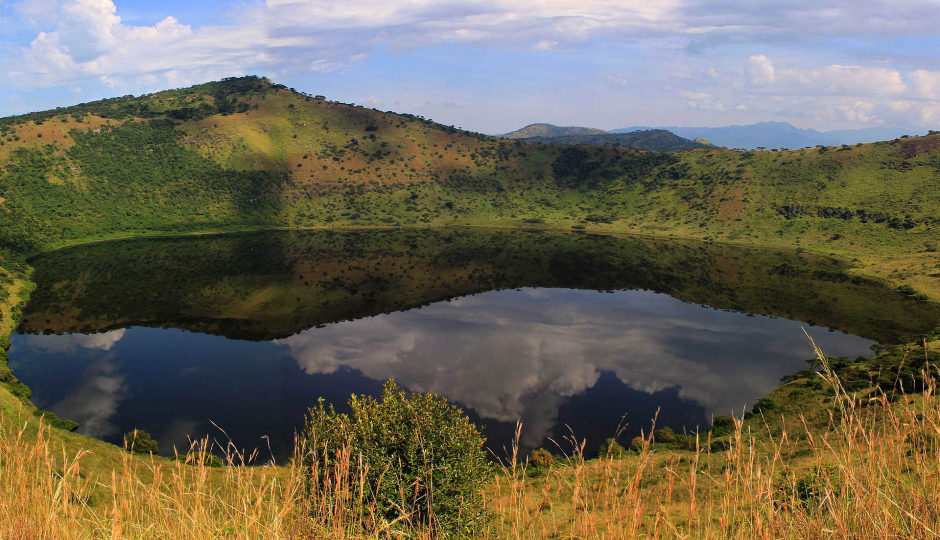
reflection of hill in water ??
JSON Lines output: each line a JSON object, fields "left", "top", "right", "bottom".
{"left": 20, "top": 228, "right": 940, "bottom": 344}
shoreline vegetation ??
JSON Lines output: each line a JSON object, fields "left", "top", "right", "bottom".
{"left": 2, "top": 76, "right": 940, "bottom": 537}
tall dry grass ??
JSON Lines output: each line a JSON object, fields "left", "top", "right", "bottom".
{"left": 2, "top": 340, "right": 939, "bottom": 539}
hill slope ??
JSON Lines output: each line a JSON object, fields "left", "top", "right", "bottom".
{"left": 1, "top": 75, "right": 940, "bottom": 300}
{"left": 518, "top": 129, "right": 705, "bottom": 151}
{"left": 502, "top": 123, "right": 608, "bottom": 139}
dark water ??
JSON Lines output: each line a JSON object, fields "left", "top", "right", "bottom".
{"left": 10, "top": 229, "right": 940, "bottom": 460}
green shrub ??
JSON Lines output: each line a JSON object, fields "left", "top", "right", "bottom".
{"left": 597, "top": 437, "right": 626, "bottom": 458}
{"left": 124, "top": 429, "right": 159, "bottom": 454}
{"left": 529, "top": 448, "right": 554, "bottom": 468}
{"left": 654, "top": 426, "right": 676, "bottom": 444}
{"left": 630, "top": 436, "right": 646, "bottom": 452}
{"left": 302, "top": 380, "right": 488, "bottom": 536}
{"left": 673, "top": 434, "right": 698, "bottom": 451}
{"left": 710, "top": 415, "right": 735, "bottom": 437}
{"left": 178, "top": 451, "right": 225, "bottom": 468}
{"left": 33, "top": 410, "right": 79, "bottom": 432}
{"left": 777, "top": 465, "right": 841, "bottom": 507}
{"left": 4, "top": 381, "right": 31, "bottom": 401}
{"left": 752, "top": 397, "right": 777, "bottom": 414}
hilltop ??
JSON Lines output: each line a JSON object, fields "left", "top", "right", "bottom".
{"left": 517, "top": 129, "right": 705, "bottom": 151}
{"left": 501, "top": 123, "right": 704, "bottom": 151}
{"left": 501, "top": 122, "right": 607, "bottom": 139}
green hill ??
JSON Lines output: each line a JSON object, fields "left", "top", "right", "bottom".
{"left": 1, "top": 75, "right": 940, "bottom": 301}
{"left": 501, "top": 123, "right": 608, "bottom": 139}
{"left": 518, "top": 129, "right": 705, "bottom": 151}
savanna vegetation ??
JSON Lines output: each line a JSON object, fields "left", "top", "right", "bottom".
{"left": 513, "top": 129, "right": 707, "bottom": 152}
{"left": 2, "top": 76, "right": 940, "bottom": 538}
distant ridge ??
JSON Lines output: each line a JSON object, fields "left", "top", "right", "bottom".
{"left": 502, "top": 123, "right": 608, "bottom": 139}
{"left": 515, "top": 130, "right": 705, "bottom": 152}
{"left": 612, "top": 121, "right": 919, "bottom": 150}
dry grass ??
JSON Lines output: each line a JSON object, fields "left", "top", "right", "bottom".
{"left": 2, "top": 341, "right": 939, "bottom": 539}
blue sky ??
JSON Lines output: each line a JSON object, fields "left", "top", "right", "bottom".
{"left": 1, "top": 0, "right": 940, "bottom": 134}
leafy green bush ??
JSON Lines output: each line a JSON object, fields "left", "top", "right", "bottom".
{"left": 710, "top": 415, "right": 735, "bottom": 438}
{"left": 33, "top": 410, "right": 79, "bottom": 432}
{"left": 529, "top": 448, "right": 554, "bottom": 468}
{"left": 597, "top": 437, "right": 626, "bottom": 458}
{"left": 654, "top": 426, "right": 676, "bottom": 443}
{"left": 3, "top": 381, "right": 31, "bottom": 401}
{"left": 302, "top": 380, "right": 488, "bottom": 536}
{"left": 177, "top": 450, "right": 225, "bottom": 468}
{"left": 124, "top": 429, "right": 159, "bottom": 454}
{"left": 630, "top": 436, "right": 646, "bottom": 452}
{"left": 752, "top": 397, "right": 777, "bottom": 414}
{"left": 777, "top": 465, "right": 841, "bottom": 508}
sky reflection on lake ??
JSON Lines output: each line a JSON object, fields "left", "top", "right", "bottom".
{"left": 11, "top": 287, "right": 874, "bottom": 459}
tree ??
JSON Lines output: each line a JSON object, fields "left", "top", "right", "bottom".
{"left": 303, "top": 380, "right": 488, "bottom": 536}
{"left": 124, "top": 429, "right": 159, "bottom": 454}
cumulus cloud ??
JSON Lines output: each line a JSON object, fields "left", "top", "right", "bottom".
{"left": 744, "top": 55, "right": 905, "bottom": 97}
{"left": 746, "top": 55, "right": 775, "bottom": 85}
{"left": 909, "top": 70, "right": 940, "bottom": 100}
{"left": 277, "top": 288, "right": 872, "bottom": 446}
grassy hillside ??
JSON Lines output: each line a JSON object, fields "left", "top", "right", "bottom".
{"left": 1, "top": 76, "right": 938, "bottom": 300}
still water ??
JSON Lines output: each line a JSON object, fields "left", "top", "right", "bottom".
{"left": 10, "top": 229, "right": 940, "bottom": 459}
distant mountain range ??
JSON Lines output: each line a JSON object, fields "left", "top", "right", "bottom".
{"left": 503, "top": 121, "right": 922, "bottom": 151}
{"left": 613, "top": 122, "right": 921, "bottom": 150}
{"left": 502, "top": 124, "right": 704, "bottom": 152}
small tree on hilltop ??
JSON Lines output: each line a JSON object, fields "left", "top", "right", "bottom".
{"left": 124, "top": 429, "right": 159, "bottom": 454}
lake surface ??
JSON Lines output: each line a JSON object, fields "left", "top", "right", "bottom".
{"left": 11, "top": 229, "right": 940, "bottom": 460}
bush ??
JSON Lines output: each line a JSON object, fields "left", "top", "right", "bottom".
{"left": 752, "top": 397, "right": 777, "bottom": 414}
{"left": 178, "top": 450, "right": 225, "bottom": 468}
{"left": 124, "top": 429, "right": 159, "bottom": 454}
{"left": 33, "top": 410, "right": 79, "bottom": 432}
{"left": 529, "top": 448, "right": 554, "bottom": 468}
{"left": 597, "top": 437, "right": 626, "bottom": 458}
{"left": 654, "top": 426, "right": 676, "bottom": 444}
{"left": 711, "top": 415, "right": 735, "bottom": 438}
{"left": 3, "top": 381, "right": 31, "bottom": 401}
{"left": 630, "top": 436, "right": 646, "bottom": 452}
{"left": 303, "top": 380, "right": 488, "bottom": 536}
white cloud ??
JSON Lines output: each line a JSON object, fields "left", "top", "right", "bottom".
{"left": 909, "top": 70, "right": 940, "bottom": 100}
{"left": 746, "top": 55, "right": 775, "bottom": 85}
{"left": 9, "top": 0, "right": 940, "bottom": 92}
{"left": 744, "top": 55, "right": 905, "bottom": 97}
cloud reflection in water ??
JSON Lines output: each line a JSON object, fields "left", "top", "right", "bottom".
{"left": 277, "top": 288, "right": 873, "bottom": 446}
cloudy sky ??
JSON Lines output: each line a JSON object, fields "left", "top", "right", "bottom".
{"left": 2, "top": 0, "right": 940, "bottom": 133}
